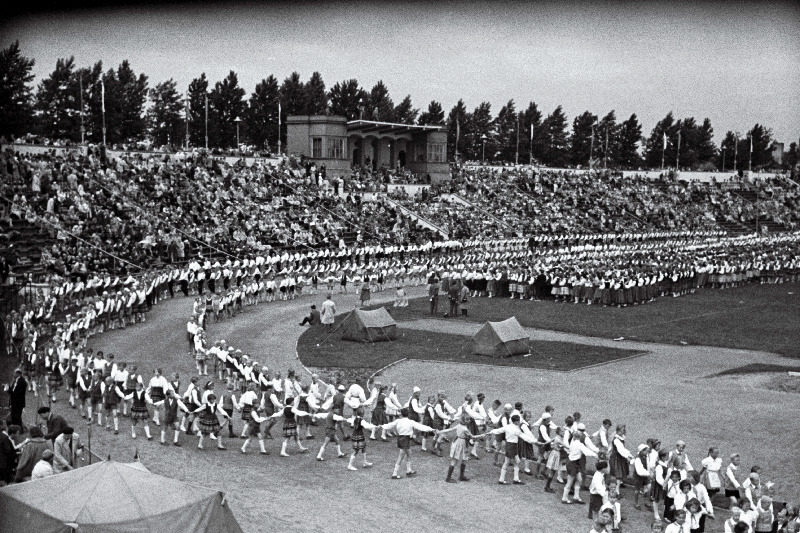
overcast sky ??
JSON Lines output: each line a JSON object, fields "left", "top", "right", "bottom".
{"left": 3, "top": 0, "right": 799, "bottom": 143}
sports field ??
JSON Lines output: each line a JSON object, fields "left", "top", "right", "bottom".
{"left": 7, "top": 282, "right": 800, "bottom": 533}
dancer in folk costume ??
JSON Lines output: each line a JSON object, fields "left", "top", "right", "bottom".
{"left": 369, "top": 383, "right": 390, "bottom": 441}
{"left": 101, "top": 376, "right": 123, "bottom": 434}
{"left": 315, "top": 410, "right": 347, "bottom": 461}
{"left": 608, "top": 424, "right": 635, "bottom": 496}
{"left": 438, "top": 412, "right": 484, "bottom": 483}
{"left": 154, "top": 389, "right": 190, "bottom": 446}
{"left": 146, "top": 368, "right": 171, "bottom": 426}
{"left": 381, "top": 407, "right": 436, "bottom": 479}
{"left": 344, "top": 407, "right": 376, "bottom": 471}
{"left": 240, "top": 403, "right": 270, "bottom": 455}
{"left": 76, "top": 368, "right": 91, "bottom": 419}
{"left": 271, "top": 400, "right": 311, "bottom": 457}
{"left": 193, "top": 393, "right": 230, "bottom": 450}
{"left": 236, "top": 383, "right": 260, "bottom": 438}
{"left": 489, "top": 414, "right": 537, "bottom": 485}
{"left": 122, "top": 381, "right": 153, "bottom": 440}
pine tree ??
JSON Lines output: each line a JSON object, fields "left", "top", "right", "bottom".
{"left": 367, "top": 81, "right": 394, "bottom": 122}
{"left": 147, "top": 79, "right": 184, "bottom": 148}
{"left": 616, "top": 114, "right": 643, "bottom": 169}
{"left": 0, "top": 41, "right": 36, "bottom": 139}
{"left": 447, "top": 99, "right": 469, "bottom": 161}
{"left": 393, "top": 95, "right": 418, "bottom": 125}
{"left": 470, "top": 102, "right": 494, "bottom": 161}
{"left": 35, "top": 57, "right": 80, "bottom": 141}
{"left": 328, "top": 79, "right": 366, "bottom": 120}
{"left": 304, "top": 71, "right": 328, "bottom": 115}
{"left": 116, "top": 60, "right": 148, "bottom": 142}
{"left": 541, "top": 106, "right": 569, "bottom": 167}
{"left": 519, "top": 101, "right": 543, "bottom": 164}
{"left": 208, "top": 70, "right": 246, "bottom": 148}
{"left": 644, "top": 112, "right": 676, "bottom": 169}
{"left": 569, "top": 111, "right": 597, "bottom": 167}
{"left": 245, "top": 75, "right": 280, "bottom": 150}
{"left": 187, "top": 73, "right": 208, "bottom": 148}
{"left": 418, "top": 100, "right": 444, "bottom": 125}
{"left": 495, "top": 99, "right": 518, "bottom": 162}
{"left": 597, "top": 111, "right": 618, "bottom": 168}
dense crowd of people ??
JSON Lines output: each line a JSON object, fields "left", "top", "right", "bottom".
{"left": 2, "top": 144, "right": 800, "bottom": 532}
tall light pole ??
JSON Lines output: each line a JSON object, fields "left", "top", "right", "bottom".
{"left": 589, "top": 123, "right": 596, "bottom": 169}
{"left": 722, "top": 146, "right": 726, "bottom": 172}
{"left": 481, "top": 134, "right": 487, "bottom": 164}
{"left": 234, "top": 117, "right": 242, "bottom": 149}
{"left": 277, "top": 101, "right": 282, "bottom": 155}
{"left": 676, "top": 130, "right": 681, "bottom": 171}
{"left": 204, "top": 93, "right": 208, "bottom": 150}
{"left": 734, "top": 134, "right": 738, "bottom": 172}
{"left": 515, "top": 113, "right": 520, "bottom": 165}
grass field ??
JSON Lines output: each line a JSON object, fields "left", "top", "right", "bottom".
{"left": 297, "top": 319, "right": 643, "bottom": 373}
{"left": 3, "top": 283, "right": 800, "bottom": 533}
{"left": 379, "top": 282, "right": 800, "bottom": 357}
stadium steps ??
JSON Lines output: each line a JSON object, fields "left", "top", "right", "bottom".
{"left": 382, "top": 197, "right": 450, "bottom": 239}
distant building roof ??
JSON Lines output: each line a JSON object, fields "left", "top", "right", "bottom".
{"left": 347, "top": 120, "right": 444, "bottom": 136}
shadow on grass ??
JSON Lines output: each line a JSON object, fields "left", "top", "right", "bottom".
{"left": 297, "top": 311, "right": 642, "bottom": 373}
{"left": 708, "top": 363, "right": 800, "bottom": 377}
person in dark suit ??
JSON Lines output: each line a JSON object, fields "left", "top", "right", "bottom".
{"left": 428, "top": 273, "right": 440, "bottom": 315}
{"left": 7, "top": 368, "right": 27, "bottom": 427}
{"left": 299, "top": 305, "right": 321, "bottom": 326}
{"left": 38, "top": 407, "right": 68, "bottom": 443}
{"left": 0, "top": 420, "right": 15, "bottom": 485}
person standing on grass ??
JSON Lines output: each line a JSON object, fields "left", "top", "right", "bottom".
{"left": 381, "top": 407, "right": 436, "bottom": 480}
{"left": 344, "top": 407, "right": 376, "bottom": 471}
{"left": 122, "top": 382, "right": 153, "bottom": 440}
{"left": 608, "top": 424, "right": 635, "bottom": 495}
{"left": 271, "top": 398, "right": 310, "bottom": 457}
{"left": 193, "top": 393, "right": 230, "bottom": 451}
{"left": 359, "top": 276, "right": 371, "bottom": 307}
{"left": 725, "top": 453, "right": 744, "bottom": 507}
{"left": 561, "top": 425, "right": 599, "bottom": 504}
{"left": 588, "top": 460, "right": 610, "bottom": 520}
{"left": 633, "top": 443, "right": 653, "bottom": 510}
{"left": 321, "top": 294, "right": 336, "bottom": 331}
{"left": 489, "top": 413, "right": 537, "bottom": 485}
{"left": 146, "top": 368, "right": 170, "bottom": 426}
{"left": 240, "top": 404, "right": 270, "bottom": 455}
{"left": 154, "top": 389, "right": 190, "bottom": 446}
{"left": 428, "top": 272, "right": 440, "bottom": 315}
{"left": 698, "top": 447, "right": 723, "bottom": 498}
{"left": 437, "top": 412, "right": 484, "bottom": 483}
{"left": 315, "top": 410, "right": 346, "bottom": 461}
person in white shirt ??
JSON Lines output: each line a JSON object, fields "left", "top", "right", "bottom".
{"left": 561, "top": 425, "right": 598, "bottom": 504}
{"left": 664, "top": 509, "right": 690, "bottom": 533}
{"left": 699, "top": 446, "right": 723, "bottom": 497}
{"left": 31, "top": 450, "right": 55, "bottom": 479}
{"left": 723, "top": 507, "right": 743, "bottom": 533}
{"left": 589, "top": 460, "right": 610, "bottom": 520}
{"left": 725, "top": 453, "right": 743, "bottom": 507}
{"left": 380, "top": 407, "right": 435, "bottom": 480}
{"left": 489, "top": 414, "right": 536, "bottom": 485}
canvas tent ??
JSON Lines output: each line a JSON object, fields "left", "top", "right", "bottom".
{"left": 341, "top": 308, "right": 398, "bottom": 342}
{"left": 472, "top": 317, "right": 530, "bottom": 357}
{"left": 0, "top": 460, "right": 244, "bottom": 533}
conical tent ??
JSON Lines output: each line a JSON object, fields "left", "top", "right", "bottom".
{"left": 472, "top": 317, "right": 530, "bottom": 357}
{"left": 341, "top": 308, "right": 398, "bottom": 343}
{"left": 0, "top": 461, "right": 244, "bottom": 533}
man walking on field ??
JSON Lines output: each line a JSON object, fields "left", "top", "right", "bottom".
{"left": 321, "top": 294, "right": 336, "bottom": 331}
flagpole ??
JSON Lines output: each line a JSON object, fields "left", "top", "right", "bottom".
{"left": 204, "top": 94, "right": 208, "bottom": 150}
{"left": 589, "top": 123, "right": 595, "bottom": 169}
{"left": 603, "top": 128, "right": 609, "bottom": 169}
{"left": 515, "top": 114, "right": 519, "bottom": 165}
{"left": 529, "top": 123, "right": 533, "bottom": 166}
{"left": 734, "top": 134, "right": 738, "bottom": 172}
{"left": 185, "top": 95, "right": 189, "bottom": 150}
{"left": 100, "top": 79, "right": 106, "bottom": 148}
{"left": 277, "top": 101, "right": 282, "bottom": 155}
{"left": 455, "top": 119, "right": 460, "bottom": 164}
{"left": 661, "top": 132, "right": 666, "bottom": 171}
{"left": 79, "top": 74, "right": 85, "bottom": 146}
{"left": 749, "top": 135, "right": 753, "bottom": 173}
{"left": 676, "top": 130, "right": 681, "bottom": 171}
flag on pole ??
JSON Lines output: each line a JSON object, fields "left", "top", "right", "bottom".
{"left": 100, "top": 79, "right": 105, "bottom": 113}
{"left": 278, "top": 101, "right": 281, "bottom": 117}
{"left": 531, "top": 123, "right": 534, "bottom": 141}
{"left": 750, "top": 136, "right": 753, "bottom": 153}
{"left": 662, "top": 132, "right": 667, "bottom": 150}
{"left": 456, "top": 119, "right": 460, "bottom": 142}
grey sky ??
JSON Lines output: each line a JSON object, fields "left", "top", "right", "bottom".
{"left": 3, "top": 0, "right": 799, "bottom": 143}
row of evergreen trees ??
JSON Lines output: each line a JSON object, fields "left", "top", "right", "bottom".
{"left": 0, "top": 42, "right": 791, "bottom": 170}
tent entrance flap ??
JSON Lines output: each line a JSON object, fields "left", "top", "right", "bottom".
{"left": 341, "top": 308, "right": 398, "bottom": 343}
{"left": 471, "top": 317, "right": 530, "bottom": 357}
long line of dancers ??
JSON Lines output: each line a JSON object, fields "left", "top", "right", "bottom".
{"left": 23, "top": 339, "right": 791, "bottom": 533}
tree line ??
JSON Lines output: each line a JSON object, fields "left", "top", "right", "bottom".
{"left": 0, "top": 41, "right": 794, "bottom": 171}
